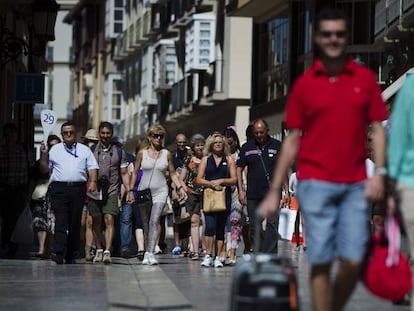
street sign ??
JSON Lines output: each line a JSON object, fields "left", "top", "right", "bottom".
{"left": 15, "top": 73, "right": 45, "bottom": 104}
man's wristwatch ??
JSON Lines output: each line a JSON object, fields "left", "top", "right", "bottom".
{"left": 374, "top": 166, "right": 387, "bottom": 176}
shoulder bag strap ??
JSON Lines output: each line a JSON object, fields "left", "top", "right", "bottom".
{"left": 257, "top": 147, "right": 270, "bottom": 185}
{"left": 146, "top": 149, "right": 160, "bottom": 188}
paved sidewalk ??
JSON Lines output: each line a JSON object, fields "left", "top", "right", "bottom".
{"left": 0, "top": 241, "right": 410, "bottom": 311}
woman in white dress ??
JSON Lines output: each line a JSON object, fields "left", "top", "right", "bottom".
{"left": 127, "top": 125, "right": 187, "bottom": 265}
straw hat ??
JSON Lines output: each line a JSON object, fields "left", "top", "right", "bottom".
{"left": 82, "top": 129, "right": 99, "bottom": 141}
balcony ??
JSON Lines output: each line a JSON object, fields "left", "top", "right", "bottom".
{"left": 144, "top": 0, "right": 160, "bottom": 8}
{"left": 140, "top": 8, "right": 162, "bottom": 43}
{"left": 226, "top": 0, "right": 287, "bottom": 23}
{"left": 125, "top": 24, "right": 136, "bottom": 53}
{"left": 375, "top": 0, "right": 414, "bottom": 36}
{"left": 134, "top": 18, "right": 146, "bottom": 46}
{"left": 143, "top": 9, "right": 151, "bottom": 37}
{"left": 113, "top": 33, "right": 128, "bottom": 61}
{"left": 207, "top": 60, "right": 226, "bottom": 102}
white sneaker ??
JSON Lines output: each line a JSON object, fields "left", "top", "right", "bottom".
{"left": 154, "top": 245, "right": 162, "bottom": 254}
{"left": 142, "top": 252, "right": 150, "bottom": 265}
{"left": 200, "top": 255, "right": 213, "bottom": 267}
{"left": 148, "top": 252, "right": 159, "bottom": 265}
{"left": 103, "top": 250, "right": 112, "bottom": 264}
{"left": 214, "top": 257, "right": 224, "bottom": 268}
{"left": 93, "top": 249, "right": 103, "bottom": 263}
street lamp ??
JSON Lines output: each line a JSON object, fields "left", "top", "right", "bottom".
{"left": 32, "top": 0, "right": 60, "bottom": 42}
{"left": 0, "top": 0, "right": 60, "bottom": 68}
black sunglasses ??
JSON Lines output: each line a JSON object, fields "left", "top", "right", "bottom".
{"left": 151, "top": 133, "right": 164, "bottom": 139}
{"left": 62, "top": 131, "right": 74, "bottom": 136}
{"left": 320, "top": 30, "right": 347, "bottom": 39}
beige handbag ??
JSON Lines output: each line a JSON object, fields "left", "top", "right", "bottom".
{"left": 31, "top": 181, "right": 50, "bottom": 201}
{"left": 203, "top": 188, "right": 226, "bottom": 213}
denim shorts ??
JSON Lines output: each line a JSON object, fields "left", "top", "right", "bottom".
{"left": 296, "top": 179, "right": 369, "bottom": 264}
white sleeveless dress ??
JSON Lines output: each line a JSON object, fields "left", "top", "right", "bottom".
{"left": 138, "top": 149, "right": 169, "bottom": 204}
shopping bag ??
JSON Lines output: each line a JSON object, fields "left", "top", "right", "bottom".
{"left": 277, "top": 206, "right": 297, "bottom": 240}
{"left": 363, "top": 212, "right": 412, "bottom": 301}
{"left": 173, "top": 200, "right": 190, "bottom": 224}
{"left": 10, "top": 204, "right": 34, "bottom": 245}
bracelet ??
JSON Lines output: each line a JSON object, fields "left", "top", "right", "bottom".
{"left": 176, "top": 186, "right": 183, "bottom": 191}
{"left": 128, "top": 189, "right": 134, "bottom": 192}
{"left": 89, "top": 180, "right": 97, "bottom": 183}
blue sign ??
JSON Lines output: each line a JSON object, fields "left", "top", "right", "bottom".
{"left": 15, "top": 74, "right": 45, "bottom": 104}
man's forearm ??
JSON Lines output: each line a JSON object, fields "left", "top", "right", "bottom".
{"left": 371, "top": 122, "right": 386, "bottom": 168}
{"left": 270, "top": 131, "right": 300, "bottom": 191}
{"left": 236, "top": 167, "right": 245, "bottom": 192}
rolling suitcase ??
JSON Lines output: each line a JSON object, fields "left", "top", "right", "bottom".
{"left": 229, "top": 211, "right": 300, "bottom": 311}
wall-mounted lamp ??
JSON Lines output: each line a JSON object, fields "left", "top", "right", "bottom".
{"left": 0, "top": 0, "right": 59, "bottom": 68}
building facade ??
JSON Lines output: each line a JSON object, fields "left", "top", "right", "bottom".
{"left": 33, "top": 0, "right": 77, "bottom": 158}
{"left": 227, "top": 0, "right": 414, "bottom": 137}
{"left": 0, "top": 0, "right": 59, "bottom": 150}
{"left": 65, "top": 0, "right": 253, "bottom": 151}
{"left": 64, "top": 0, "right": 414, "bottom": 148}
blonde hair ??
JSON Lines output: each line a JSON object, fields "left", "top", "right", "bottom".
{"left": 204, "top": 132, "right": 230, "bottom": 156}
{"left": 141, "top": 124, "right": 167, "bottom": 149}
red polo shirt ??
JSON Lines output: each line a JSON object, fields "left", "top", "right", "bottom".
{"left": 286, "top": 58, "right": 388, "bottom": 183}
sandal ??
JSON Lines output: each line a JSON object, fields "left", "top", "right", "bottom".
{"left": 191, "top": 253, "right": 199, "bottom": 260}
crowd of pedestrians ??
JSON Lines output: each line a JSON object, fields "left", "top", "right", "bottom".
{"left": 0, "top": 116, "right": 281, "bottom": 268}
{"left": 2, "top": 6, "right": 414, "bottom": 311}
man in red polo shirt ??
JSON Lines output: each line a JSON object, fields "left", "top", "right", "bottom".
{"left": 260, "top": 7, "right": 388, "bottom": 311}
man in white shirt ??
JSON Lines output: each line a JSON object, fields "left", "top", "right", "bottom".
{"left": 40, "top": 121, "right": 98, "bottom": 264}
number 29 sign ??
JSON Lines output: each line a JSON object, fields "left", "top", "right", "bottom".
{"left": 40, "top": 109, "right": 57, "bottom": 143}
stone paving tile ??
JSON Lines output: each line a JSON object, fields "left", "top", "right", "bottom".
{"left": 0, "top": 241, "right": 411, "bottom": 311}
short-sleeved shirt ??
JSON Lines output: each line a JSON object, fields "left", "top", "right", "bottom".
{"left": 286, "top": 58, "right": 388, "bottom": 183}
{"left": 183, "top": 157, "right": 203, "bottom": 195}
{"left": 87, "top": 142, "right": 128, "bottom": 200}
{"left": 49, "top": 142, "right": 99, "bottom": 182}
{"left": 237, "top": 137, "right": 281, "bottom": 200}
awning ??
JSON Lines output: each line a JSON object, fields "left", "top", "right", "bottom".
{"left": 382, "top": 67, "right": 414, "bottom": 102}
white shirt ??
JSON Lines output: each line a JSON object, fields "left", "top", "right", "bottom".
{"left": 289, "top": 172, "right": 297, "bottom": 196}
{"left": 49, "top": 142, "right": 99, "bottom": 182}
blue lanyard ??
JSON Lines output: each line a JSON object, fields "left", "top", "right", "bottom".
{"left": 64, "top": 142, "right": 78, "bottom": 158}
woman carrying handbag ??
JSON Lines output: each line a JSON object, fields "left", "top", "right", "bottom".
{"left": 195, "top": 132, "right": 237, "bottom": 268}
{"left": 126, "top": 125, "right": 187, "bottom": 265}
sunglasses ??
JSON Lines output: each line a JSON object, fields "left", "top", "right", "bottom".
{"left": 151, "top": 133, "right": 164, "bottom": 139}
{"left": 320, "top": 30, "right": 347, "bottom": 39}
{"left": 62, "top": 131, "right": 74, "bottom": 136}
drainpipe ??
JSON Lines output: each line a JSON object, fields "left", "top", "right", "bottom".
{"left": 93, "top": 52, "right": 103, "bottom": 129}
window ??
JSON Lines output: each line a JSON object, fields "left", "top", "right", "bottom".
{"left": 266, "top": 18, "right": 289, "bottom": 67}
{"left": 253, "top": 15, "right": 290, "bottom": 106}
{"left": 336, "top": 1, "right": 374, "bottom": 45}
{"left": 112, "top": 79, "right": 122, "bottom": 120}
{"left": 105, "top": 76, "right": 124, "bottom": 121}
{"left": 105, "top": 0, "right": 125, "bottom": 38}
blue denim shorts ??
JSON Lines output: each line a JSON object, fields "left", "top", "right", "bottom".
{"left": 296, "top": 179, "right": 369, "bottom": 264}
